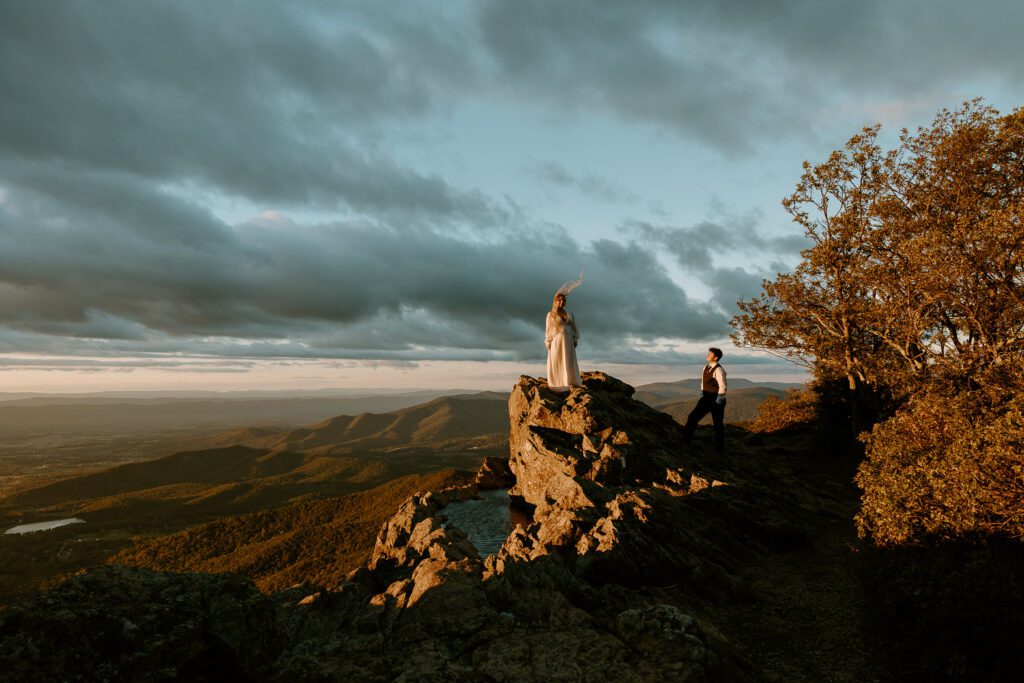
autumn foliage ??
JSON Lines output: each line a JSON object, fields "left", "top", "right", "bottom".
{"left": 733, "top": 100, "right": 1024, "bottom": 546}
{"left": 855, "top": 373, "right": 1024, "bottom": 545}
{"left": 748, "top": 387, "right": 818, "bottom": 434}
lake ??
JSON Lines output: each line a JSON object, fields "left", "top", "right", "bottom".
{"left": 5, "top": 518, "right": 85, "bottom": 535}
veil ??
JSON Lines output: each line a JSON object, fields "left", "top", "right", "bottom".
{"left": 556, "top": 270, "right": 584, "bottom": 296}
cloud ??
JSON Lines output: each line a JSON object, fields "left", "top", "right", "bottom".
{"left": 0, "top": 0, "right": 1014, "bottom": 375}
{"left": 535, "top": 162, "right": 639, "bottom": 204}
{"left": 0, "top": 172, "right": 730, "bottom": 363}
{"left": 629, "top": 216, "right": 809, "bottom": 267}
{"left": 0, "top": 1, "right": 501, "bottom": 221}
{"left": 475, "top": 0, "right": 1024, "bottom": 153}
{"left": 628, "top": 215, "right": 810, "bottom": 312}
{"left": 477, "top": 0, "right": 799, "bottom": 155}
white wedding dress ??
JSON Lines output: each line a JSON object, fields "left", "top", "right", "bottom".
{"left": 545, "top": 310, "right": 581, "bottom": 391}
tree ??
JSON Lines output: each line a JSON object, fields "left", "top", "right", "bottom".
{"left": 733, "top": 100, "right": 1024, "bottom": 549}
{"left": 883, "top": 102, "right": 1024, "bottom": 382}
{"left": 732, "top": 126, "right": 892, "bottom": 433}
{"left": 733, "top": 101, "right": 1024, "bottom": 435}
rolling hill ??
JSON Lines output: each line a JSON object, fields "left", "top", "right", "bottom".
{"left": 0, "top": 393, "right": 472, "bottom": 437}
{"left": 211, "top": 392, "right": 511, "bottom": 453}
{"left": 0, "top": 381, "right": 792, "bottom": 605}
{"left": 655, "top": 387, "right": 787, "bottom": 424}
{"left": 0, "top": 390, "right": 482, "bottom": 496}
{"left": 633, "top": 377, "right": 802, "bottom": 410}
{"left": 0, "top": 393, "right": 512, "bottom": 604}
{"left": 110, "top": 468, "right": 475, "bottom": 593}
{"left": 2, "top": 394, "right": 512, "bottom": 521}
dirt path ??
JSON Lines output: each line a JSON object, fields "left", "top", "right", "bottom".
{"left": 710, "top": 438, "right": 892, "bottom": 681}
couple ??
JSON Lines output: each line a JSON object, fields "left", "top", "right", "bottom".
{"left": 544, "top": 281, "right": 727, "bottom": 451}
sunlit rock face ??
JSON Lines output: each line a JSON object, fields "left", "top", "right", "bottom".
{"left": 340, "top": 372, "right": 759, "bottom": 679}
{"left": 507, "top": 372, "right": 688, "bottom": 514}
{"left": 496, "top": 372, "right": 742, "bottom": 589}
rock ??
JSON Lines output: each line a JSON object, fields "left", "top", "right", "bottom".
{"left": 369, "top": 488, "right": 479, "bottom": 577}
{"left": 475, "top": 456, "right": 515, "bottom": 489}
{"left": 507, "top": 372, "right": 696, "bottom": 510}
{"left": 615, "top": 604, "right": 710, "bottom": 670}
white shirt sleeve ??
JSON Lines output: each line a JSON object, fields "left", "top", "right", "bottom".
{"left": 714, "top": 366, "right": 727, "bottom": 395}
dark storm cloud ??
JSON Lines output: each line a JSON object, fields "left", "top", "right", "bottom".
{"left": 0, "top": 174, "right": 728, "bottom": 362}
{"left": 695, "top": 0, "right": 1024, "bottom": 93}
{"left": 0, "top": 0, "right": 498, "bottom": 220}
{"left": 477, "top": 0, "right": 796, "bottom": 155}
{"left": 476, "top": 0, "right": 1024, "bottom": 153}
{"left": 3, "top": 0, "right": 1019, "bottom": 190}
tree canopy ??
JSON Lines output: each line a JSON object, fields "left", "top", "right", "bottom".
{"left": 733, "top": 100, "right": 1024, "bottom": 434}
{"left": 732, "top": 100, "right": 1024, "bottom": 545}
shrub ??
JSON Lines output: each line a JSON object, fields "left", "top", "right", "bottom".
{"left": 855, "top": 380, "right": 1024, "bottom": 546}
{"left": 748, "top": 387, "right": 818, "bottom": 434}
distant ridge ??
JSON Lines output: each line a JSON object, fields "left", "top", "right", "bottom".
{"left": 0, "top": 394, "right": 489, "bottom": 436}
{"left": 0, "top": 388, "right": 479, "bottom": 402}
{"left": 209, "top": 392, "right": 510, "bottom": 452}
{"left": 634, "top": 377, "right": 803, "bottom": 406}
{"left": 1, "top": 393, "right": 512, "bottom": 516}
{"left": 633, "top": 378, "right": 800, "bottom": 422}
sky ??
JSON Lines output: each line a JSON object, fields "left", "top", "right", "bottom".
{"left": 1, "top": 0, "right": 1022, "bottom": 393}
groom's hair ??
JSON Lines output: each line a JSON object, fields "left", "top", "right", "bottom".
{"left": 708, "top": 347, "right": 723, "bottom": 361}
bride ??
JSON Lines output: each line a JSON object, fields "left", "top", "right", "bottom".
{"left": 545, "top": 291, "right": 581, "bottom": 391}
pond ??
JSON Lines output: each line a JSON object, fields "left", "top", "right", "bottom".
{"left": 440, "top": 489, "right": 532, "bottom": 557}
{"left": 5, "top": 518, "right": 85, "bottom": 535}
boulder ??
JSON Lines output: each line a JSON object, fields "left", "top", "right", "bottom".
{"left": 508, "top": 372, "right": 696, "bottom": 511}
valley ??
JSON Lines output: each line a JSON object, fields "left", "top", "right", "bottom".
{"left": 0, "top": 392, "right": 509, "bottom": 603}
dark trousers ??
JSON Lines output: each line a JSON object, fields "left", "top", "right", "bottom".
{"left": 682, "top": 392, "right": 725, "bottom": 451}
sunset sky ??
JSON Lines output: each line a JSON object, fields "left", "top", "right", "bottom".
{"left": 1, "top": 1, "right": 1022, "bottom": 393}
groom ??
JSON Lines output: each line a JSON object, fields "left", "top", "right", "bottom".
{"left": 681, "top": 347, "right": 727, "bottom": 453}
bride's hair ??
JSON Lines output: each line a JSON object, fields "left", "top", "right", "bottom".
{"left": 551, "top": 293, "right": 568, "bottom": 320}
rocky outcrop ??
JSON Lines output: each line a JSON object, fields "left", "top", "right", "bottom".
{"left": 367, "top": 487, "right": 479, "bottom": 576}
{"left": 475, "top": 455, "right": 515, "bottom": 489}
{"left": 508, "top": 372, "right": 688, "bottom": 512}
{"left": 495, "top": 372, "right": 748, "bottom": 592}
{"left": 1, "top": 372, "right": 819, "bottom": 681}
